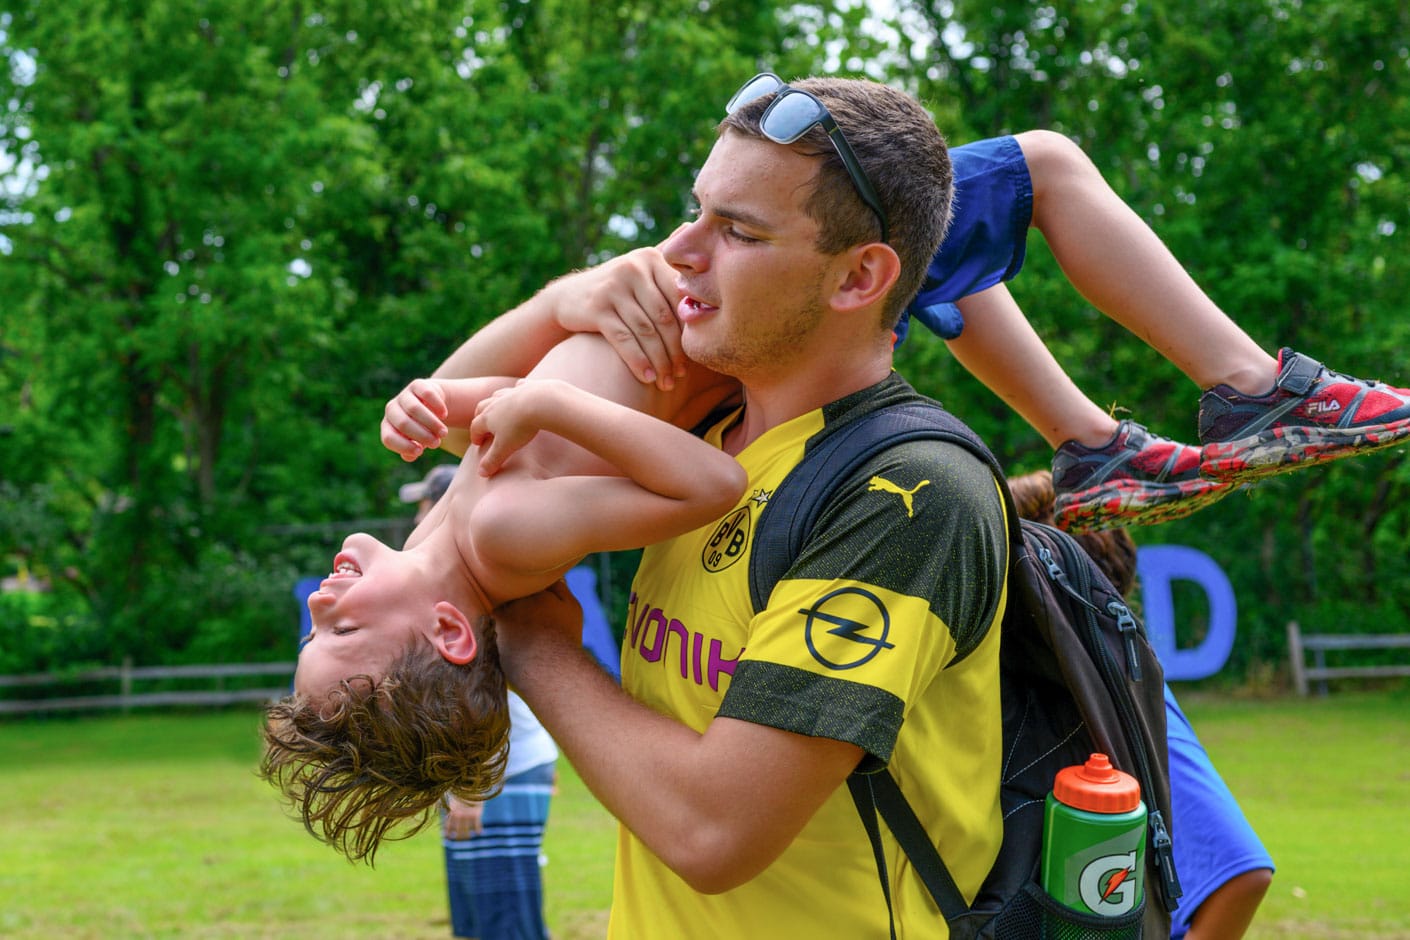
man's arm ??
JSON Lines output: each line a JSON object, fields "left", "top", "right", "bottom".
{"left": 437, "top": 244, "right": 685, "bottom": 382}
{"left": 422, "top": 245, "right": 687, "bottom": 456}
{"left": 383, "top": 231, "right": 701, "bottom": 457}
{"left": 493, "top": 583, "right": 863, "bottom": 894}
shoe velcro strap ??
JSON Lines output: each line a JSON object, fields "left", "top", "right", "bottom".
{"left": 1276, "top": 351, "right": 1322, "bottom": 395}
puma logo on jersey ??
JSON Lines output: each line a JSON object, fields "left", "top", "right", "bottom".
{"left": 867, "top": 475, "right": 930, "bottom": 518}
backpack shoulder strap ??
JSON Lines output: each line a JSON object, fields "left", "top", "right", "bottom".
{"left": 748, "top": 399, "right": 1020, "bottom": 613}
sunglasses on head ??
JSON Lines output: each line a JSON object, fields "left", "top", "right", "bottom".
{"left": 726, "top": 72, "right": 889, "bottom": 244}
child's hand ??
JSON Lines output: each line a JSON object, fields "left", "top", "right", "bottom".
{"left": 381, "top": 378, "right": 450, "bottom": 461}
{"left": 469, "top": 380, "right": 553, "bottom": 476}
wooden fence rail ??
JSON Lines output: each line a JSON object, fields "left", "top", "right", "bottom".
{"left": 0, "top": 659, "right": 296, "bottom": 715}
{"left": 1286, "top": 621, "right": 1410, "bottom": 696}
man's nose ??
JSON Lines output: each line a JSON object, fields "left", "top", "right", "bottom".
{"left": 661, "top": 217, "right": 708, "bottom": 272}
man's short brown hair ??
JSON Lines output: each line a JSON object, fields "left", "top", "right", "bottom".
{"left": 719, "top": 76, "right": 953, "bottom": 329}
{"left": 260, "top": 620, "right": 510, "bottom": 863}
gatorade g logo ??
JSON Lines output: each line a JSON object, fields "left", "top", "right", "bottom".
{"left": 1079, "top": 851, "right": 1139, "bottom": 915}
{"left": 702, "top": 506, "right": 750, "bottom": 573}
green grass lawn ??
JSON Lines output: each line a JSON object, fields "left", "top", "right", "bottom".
{"left": 1174, "top": 688, "right": 1410, "bottom": 940}
{"left": 2, "top": 689, "right": 1407, "bottom": 939}
{"left": 1, "top": 709, "right": 612, "bottom": 939}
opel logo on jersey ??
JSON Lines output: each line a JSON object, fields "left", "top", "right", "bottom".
{"left": 800, "top": 586, "right": 894, "bottom": 670}
{"left": 702, "top": 506, "right": 751, "bottom": 572}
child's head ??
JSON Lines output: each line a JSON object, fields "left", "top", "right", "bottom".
{"left": 290, "top": 532, "right": 476, "bottom": 700}
{"left": 261, "top": 532, "right": 510, "bottom": 862}
{"left": 1006, "top": 468, "right": 1138, "bottom": 597}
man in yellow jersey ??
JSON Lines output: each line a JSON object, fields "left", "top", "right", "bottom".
{"left": 413, "top": 74, "right": 1010, "bottom": 938}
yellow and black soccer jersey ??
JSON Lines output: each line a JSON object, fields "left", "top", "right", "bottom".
{"left": 611, "top": 374, "right": 1010, "bottom": 939}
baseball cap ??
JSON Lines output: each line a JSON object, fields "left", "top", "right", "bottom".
{"left": 398, "top": 463, "right": 457, "bottom": 505}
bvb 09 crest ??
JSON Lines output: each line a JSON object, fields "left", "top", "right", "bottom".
{"left": 702, "top": 506, "right": 750, "bottom": 572}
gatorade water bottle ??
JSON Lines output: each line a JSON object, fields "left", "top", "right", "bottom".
{"left": 1041, "top": 753, "right": 1147, "bottom": 918}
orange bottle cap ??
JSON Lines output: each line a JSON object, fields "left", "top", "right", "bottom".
{"left": 1053, "top": 753, "right": 1141, "bottom": 814}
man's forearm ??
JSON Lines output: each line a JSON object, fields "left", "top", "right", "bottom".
{"left": 432, "top": 287, "right": 574, "bottom": 383}
{"left": 435, "top": 246, "right": 684, "bottom": 386}
{"left": 502, "top": 614, "right": 859, "bottom": 894}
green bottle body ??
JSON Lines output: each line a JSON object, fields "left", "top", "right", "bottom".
{"left": 1040, "top": 792, "right": 1147, "bottom": 917}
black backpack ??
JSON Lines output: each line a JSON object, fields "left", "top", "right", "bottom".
{"left": 748, "top": 399, "right": 1182, "bottom": 940}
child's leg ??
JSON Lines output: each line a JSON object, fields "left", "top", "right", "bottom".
{"left": 947, "top": 284, "right": 1118, "bottom": 449}
{"left": 926, "top": 131, "right": 1410, "bottom": 488}
{"left": 1020, "top": 130, "right": 1410, "bottom": 482}
{"left": 950, "top": 285, "right": 1231, "bottom": 534}
{"left": 1015, "top": 130, "right": 1278, "bottom": 395}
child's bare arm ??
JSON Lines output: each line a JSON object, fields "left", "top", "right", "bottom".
{"left": 380, "top": 376, "right": 517, "bottom": 461}
{"left": 467, "top": 379, "right": 746, "bottom": 571}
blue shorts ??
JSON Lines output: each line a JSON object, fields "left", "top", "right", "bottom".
{"left": 1165, "top": 685, "right": 1274, "bottom": 938}
{"left": 897, "top": 134, "right": 1034, "bottom": 343}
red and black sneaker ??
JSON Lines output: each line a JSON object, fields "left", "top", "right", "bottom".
{"left": 1052, "top": 420, "right": 1233, "bottom": 534}
{"left": 1199, "top": 348, "right": 1410, "bottom": 484}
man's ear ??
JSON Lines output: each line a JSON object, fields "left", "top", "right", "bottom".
{"left": 830, "top": 242, "right": 901, "bottom": 314}
{"left": 431, "top": 601, "right": 479, "bottom": 664}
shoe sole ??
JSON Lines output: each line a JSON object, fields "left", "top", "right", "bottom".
{"left": 1200, "top": 418, "right": 1410, "bottom": 484}
{"left": 1054, "top": 478, "right": 1234, "bottom": 535}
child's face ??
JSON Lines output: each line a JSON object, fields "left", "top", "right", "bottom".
{"left": 295, "top": 532, "right": 436, "bottom": 701}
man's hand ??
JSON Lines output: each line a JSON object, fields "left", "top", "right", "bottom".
{"left": 493, "top": 580, "right": 584, "bottom": 688}
{"left": 542, "top": 243, "right": 686, "bottom": 389}
{"left": 421, "top": 230, "right": 690, "bottom": 402}
{"left": 380, "top": 378, "right": 449, "bottom": 461}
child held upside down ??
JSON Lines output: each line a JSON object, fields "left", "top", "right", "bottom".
{"left": 260, "top": 333, "right": 744, "bottom": 862}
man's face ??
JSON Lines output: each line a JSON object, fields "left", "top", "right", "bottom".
{"left": 295, "top": 532, "right": 436, "bottom": 702}
{"left": 661, "top": 132, "right": 834, "bottom": 378}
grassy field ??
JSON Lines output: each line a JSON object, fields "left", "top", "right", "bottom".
{"left": 2, "top": 689, "right": 1407, "bottom": 939}
{"left": 1174, "top": 688, "right": 1410, "bottom": 940}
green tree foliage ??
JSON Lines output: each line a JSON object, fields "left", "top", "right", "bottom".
{"left": 0, "top": 0, "right": 830, "bottom": 669}
{"left": 887, "top": 0, "right": 1410, "bottom": 674}
{"left": 3, "top": 0, "right": 1409, "bottom": 678}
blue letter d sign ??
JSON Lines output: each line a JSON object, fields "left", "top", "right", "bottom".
{"left": 1135, "top": 545, "right": 1237, "bottom": 681}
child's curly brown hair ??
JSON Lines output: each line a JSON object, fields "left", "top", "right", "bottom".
{"left": 259, "top": 618, "right": 510, "bottom": 864}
